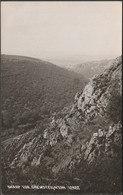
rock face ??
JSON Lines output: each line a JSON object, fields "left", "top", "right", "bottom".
{"left": 74, "top": 56, "right": 122, "bottom": 120}
{"left": 42, "top": 56, "right": 122, "bottom": 149}
{"left": 83, "top": 121, "right": 122, "bottom": 163}
{"left": 2, "top": 56, "right": 122, "bottom": 193}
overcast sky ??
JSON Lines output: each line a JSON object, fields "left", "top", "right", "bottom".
{"left": 1, "top": 1, "right": 122, "bottom": 59}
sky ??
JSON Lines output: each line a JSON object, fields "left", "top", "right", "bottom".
{"left": 1, "top": 1, "right": 122, "bottom": 59}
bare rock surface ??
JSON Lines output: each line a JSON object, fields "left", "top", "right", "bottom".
{"left": 2, "top": 56, "right": 122, "bottom": 193}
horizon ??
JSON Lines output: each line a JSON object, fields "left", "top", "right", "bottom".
{"left": 1, "top": 2, "right": 122, "bottom": 60}
{"left": 1, "top": 52, "right": 120, "bottom": 57}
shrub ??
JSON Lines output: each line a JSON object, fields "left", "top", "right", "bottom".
{"left": 2, "top": 110, "right": 13, "bottom": 129}
{"left": 106, "top": 92, "right": 122, "bottom": 123}
{"left": 19, "top": 110, "right": 40, "bottom": 124}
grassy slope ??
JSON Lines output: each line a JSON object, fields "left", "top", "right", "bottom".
{"left": 1, "top": 55, "right": 88, "bottom": 137}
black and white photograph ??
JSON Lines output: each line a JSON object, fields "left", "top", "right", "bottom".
{"left": 1, "top": 1, "right": 122, "bottom": 194}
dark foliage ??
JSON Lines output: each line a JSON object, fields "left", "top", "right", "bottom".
{"left": 106, "top": 79, "right": 122, "bottom": 123}
{"left": 1, "top": 55, "right": 87, "bottom": 139}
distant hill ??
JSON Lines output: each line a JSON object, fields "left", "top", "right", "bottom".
{"left": 44, "top": 55, "right": 113, "bottom": 79}
{"left": 71, "top": 59, "right": 113, "bottom": 79}
{"left": 43, "top": 55, "right": 115, "bottom": 70}
{"left": 1, "top": 54, "right": 88, "bottom": 137}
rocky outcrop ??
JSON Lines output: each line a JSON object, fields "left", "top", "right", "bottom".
{"left": 1, "top": 56, "right": 122, "bottom": 191}
{"left": 73, "top": 56, "right": 122, "bottom": 120}
{"left": 83, "top": 121, "right": 122, "bottom": 163}
{"left": 42, "top": 56, "right": 122, "bottom": 148}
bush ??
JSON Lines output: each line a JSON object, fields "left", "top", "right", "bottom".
{"left": 19, "top": 110, "right": 40, "bottom": 124}
{"left": 2, "top": 110, "right": 13, "bottom": 129}
{"left": 106, "top": 93, "right": 122, "bottom": 123}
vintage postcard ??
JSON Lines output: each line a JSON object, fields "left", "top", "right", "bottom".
{"left": 1, "top": 1, "right": 122, "bottom": 194}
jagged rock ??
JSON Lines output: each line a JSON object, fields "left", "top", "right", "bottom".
{"left": 43, "top": 129, "right": 48, "bottom": 139}
{"left": 73, "top": 56, "right": 122, "bottom": 120}
{"left": 1, "top": 56, "right": 122, "bottom": 189}
{"left": 59, "top": 122, "right": 69, "bottom": 138}
{"left": 84, "top": 121, "right": 122, "bottom": 163}
{"left": 50, "top": 116, "right": 57, "bottom": 128}
{"left": 31, "top": 156, "right": 42, "bottom": 166}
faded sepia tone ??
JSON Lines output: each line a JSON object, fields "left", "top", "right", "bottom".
{"left": 1, "top": 1, "right": 122, "bottom": 59}
{"left": 1, "top": 1, "right": 122, "bottom": 194}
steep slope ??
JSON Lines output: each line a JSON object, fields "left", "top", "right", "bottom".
{"left": 2, "top": 56, "right": 122, "bottom": 193}
{"left": 1, "top": 54, "right": 87, "bottom": 139}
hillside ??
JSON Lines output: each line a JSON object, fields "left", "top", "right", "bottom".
{"left": 44, "top": 54, "right": 115, "bottom": 69}
{"left": 71, "top": 59, "right": 112, "bottom": 79}
{"left": 1, "top": 54, "right": 88, "bottom": 139}
{"left": 2, "top": 56, "right": 122, "bottom": 193}
{"left": 45, "top": 56, "right": 113, "bottom": 79}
